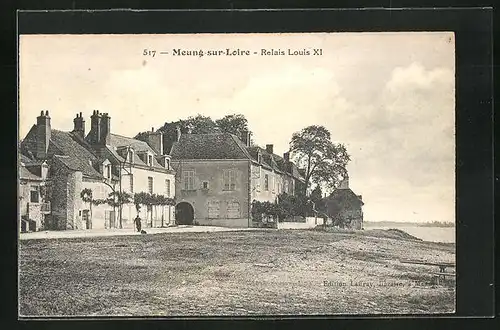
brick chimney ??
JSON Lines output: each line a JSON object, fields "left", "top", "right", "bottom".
{"left": 99, "top": 113, "right": 111, "bottom": 145}
{"left": 240, "top": 130, "right": 251, "bottom": 147}
{"left": 339, "top": 174, "right": 349, "bottom": 189}
{"left": 89, "top": 110, "right": 101, "bottom": 144}
{"left": 145, "top": 127, "right": 164, "bottom": 155}
{"left": 36, "top": 110, "right": 51, "bottom": 159}
{"left": 72, "top": 112, "right": 85, "bottom": 138}
{"left": 266, "top": 144, "right": 274, "bottom": 154}
{"left": 283, "top": 151, "right": 290, "bottom": 163}
{"left": 176, "top": 126, "right": 182, "bottom": 142}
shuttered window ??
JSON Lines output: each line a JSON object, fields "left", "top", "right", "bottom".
{"left": 165, "top": 179, "right": 170, "bottom": 197}
{"left": 227, "top": 201, "right": 241, "bottom": 219}
{"left": 208, "top": 201, "right": 220, "bottom": 218}
{"left": 148, "top": 177, "right": 153, "bottom": 193}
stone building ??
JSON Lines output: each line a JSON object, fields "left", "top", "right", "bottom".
{"left": 323, "top": 175, "right": 364, "bottom": 229}
{"left": 18, "top": 157, "right": 50, "bottom": 231}
{"left": 19, "top": 110, "right": 176, "bottom": 230}
{"left": 170, "top": 130, "right": 305, "bottom": 227}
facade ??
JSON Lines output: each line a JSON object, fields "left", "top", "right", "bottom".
{"left": 19, "top": 110, "right": 176, "bottom": 231}
{"left": 18, "top": 158, "right": 50, "bottom": 232}
{"left": 323, "top": 176, "right": 364, "bottom": 229}
{"left": 170, "top": 130, "right": 305, "bottom": 227}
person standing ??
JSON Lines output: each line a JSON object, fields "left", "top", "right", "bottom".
{"left": 134, "top": 215, "right": 142, "bottom": 233}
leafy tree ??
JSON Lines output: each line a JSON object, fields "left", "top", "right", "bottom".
{"left": 107, "top": 191, "right": 133, "bottom": 229}
{"left": 310, "top": 185, "right": 326, "bottom": 214}
{"left": 215, "top": 114, "right": 249, "bottom": 137}
{"left": 185, "top": 114, "right": 217, "bottom": 134}
{"left": 135, "top": 114, "right": 254, "bottom": 154}
{"left": 289, "top": 125, "right": 350, "bottom": 195}
{"left": 80, "top": 188, "right": 107, "bottom": 229}
{"left": 133, "top": 192, "right": 175, "bottom": 227}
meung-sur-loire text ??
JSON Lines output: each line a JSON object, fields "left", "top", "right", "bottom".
{"left": 169, "top": 48, "right": 323, "bottom": 57}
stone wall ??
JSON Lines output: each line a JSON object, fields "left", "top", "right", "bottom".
{"left": 172, "top": 159, "right": 250, "bottom": 226}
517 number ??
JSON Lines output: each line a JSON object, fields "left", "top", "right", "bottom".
{"left": 143, "top": 49, "right": 156, "bottom": 57}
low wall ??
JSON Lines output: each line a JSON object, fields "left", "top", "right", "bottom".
{"left": 277, "top": 216, "right": 324, "bottom": 230}
{"left": 197, "top": 217, "right": 250, "bottom": 228}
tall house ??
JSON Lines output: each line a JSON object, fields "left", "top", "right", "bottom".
{"left": 19, "top": 110, "right": 176, "bottom": 231}
{"left": 170, "top": 130, "right": 305, "bottom": 227}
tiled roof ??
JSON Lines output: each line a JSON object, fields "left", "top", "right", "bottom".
{"left": 110, "top": 134, "right": 155, "bottom": 153}
{"left": 170, "top": 133, "right": 305, "bottom": 181}
{"left": 19, "top": 153, "right": 36, "bottom": 165}
{"left": 170, "top": 133, "right": 251, "bottom": 160}
{"left": 49, "top": 130, "right": 103, "bottom": 179}
{"left": 327, "top": 188, "right": 364, "bottom": 206}
{"left": 19, "top": 165, "right": 42, "bottom": 181}
{"left": 108, "top": 134, "right": 166, "bottom": 169}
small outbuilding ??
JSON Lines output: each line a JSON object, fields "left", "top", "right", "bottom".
{"left": 323, "top": 175, "right": 364, "bottom": 229}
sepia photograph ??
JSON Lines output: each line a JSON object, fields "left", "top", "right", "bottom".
{"left": 18, "top": 32, "right": 456, "bottom": 317}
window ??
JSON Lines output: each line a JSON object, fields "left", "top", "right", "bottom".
{"left": 165, "top": 179, "right": 170, "bottom": 197}
{"left": 127, "top": 150, "right": 134, "bottom": 163}
{"left": 130, "top": 175, "right": 134, "bottom": 193}
{"left": 223, "top": 169, "right": 236, "bottom": 191}
{"left": 183, "top": 170, "right": 195, "bottom": 190}
{"left": 264, "top": 174, "right": 269, "bottom": 191}
{"left": 148, "top": 176, "right": 153, "bottom": 193}
{"left": 202, "top": 181, "right": 209, "bottom": 190}
{"left": 30, "top": 185, "right": 39, "bottom": 203}
{"left": 227, "top": 201, "right": 241, "bottom": 218}
{"left": 148, "top": 154, "right": 153, "bottom": 166}
{"left": 284, "top": 181, "right": 289, "bottom": 194}
{"left": 165, "top": 159, "right": 170, "bottom": 170}
{"left": 208, "top": 201, "right": 220, "bottom": 218}
{"left": 106, "top": 165, "right": 111, "bottom": 179}
{"left": 271, "top": 175, "right": 275, "bottom": 193}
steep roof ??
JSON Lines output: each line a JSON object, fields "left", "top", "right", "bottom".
{"left": 326, "top": 188, "right": 364, "bottom": 206}
{"left": 20, "top": 127, "right": 103, "bottom": 179}
{"left": 19, "top": 165, "right": 43, "bottom": 181}
{"left": 49, "top": 130, "right": 103, "bottom": 179}
{"left": 107, "top": 134, "right": 168, "bottom": 169}
{"left": 170, "top": 132, "right": 305, "bottom": 181}
{"left": 170, "top": 133, "right": 251, "bottom": 160}
{"left": 109, "top": 134, "right": 155, "bottom": 154}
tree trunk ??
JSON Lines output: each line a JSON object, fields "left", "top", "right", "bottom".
{"left": 119, "top": 205, "right": 123, "bottom": 229}
{"left": 89, "top": 203, "right": 93, "bottom": 229}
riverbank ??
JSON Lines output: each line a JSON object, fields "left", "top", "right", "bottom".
{"left": 19, "top": 229, "right": 455, "bottom": 316}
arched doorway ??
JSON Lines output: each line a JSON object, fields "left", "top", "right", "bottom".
{"left": 175, "top": 202, "right": 194, "bottom": 225}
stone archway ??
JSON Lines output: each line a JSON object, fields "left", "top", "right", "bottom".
{"left": 175, "top": 202, "right": 194, "bottom": 225}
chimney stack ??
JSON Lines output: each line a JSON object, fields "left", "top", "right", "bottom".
{"left": 266, "top": 144, "right": 274, "bottom": 154}
{"left": 176, "top": 126, "right": 182, "bottom": 142}
{"left": 99, "top": 112, "right": 111, "bottom": 145}
{"left": 36, "top": 110, "right": 51, "bottom": 159}
{"left": 240, "top": 130, "right": 251, "bottom": 147}
{"left": 72, "top": 112, "right": 85, "bottom": 138}
{"left": 283, "top": 152, "right": 290, "bottom": 163}
{"left": 145, "top": 130, "right": 164, "bottom": 155}
{"left": 89, "top": 110, "right": 102, "bottom": 144}
{"left": 339, "top": 174, "right": 350, "bottom": 189}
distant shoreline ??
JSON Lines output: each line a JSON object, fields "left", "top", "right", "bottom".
{"left": 364, "top": 221, "right": 455, "bottom": 228}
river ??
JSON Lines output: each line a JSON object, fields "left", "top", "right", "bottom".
{"left": 364, "top": 223, "right": 455, "bottom": 243}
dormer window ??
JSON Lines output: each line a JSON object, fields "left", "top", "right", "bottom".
{"left": 106, "top": 165, "right": 111, "bottom": 179}
{"left": 148, "top": 154, "right": 153, "bottom": 166}
{"left": 127, "top": 149, "right": 134, "bottom": 163}
{"left": 166, "top": 158, "right": 170, "bottom": 170}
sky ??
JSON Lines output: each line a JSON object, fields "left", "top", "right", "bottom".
{"left": 19, "top": 33, "right": 455, "bottom": 223}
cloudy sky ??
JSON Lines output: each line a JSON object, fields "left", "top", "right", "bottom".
{"left": 19, "top": 33, "right": 455, "bottom": 223}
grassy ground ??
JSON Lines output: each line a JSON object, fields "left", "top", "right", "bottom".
{"left": 19, "top": 229, "right": 455, "bottom": 316}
